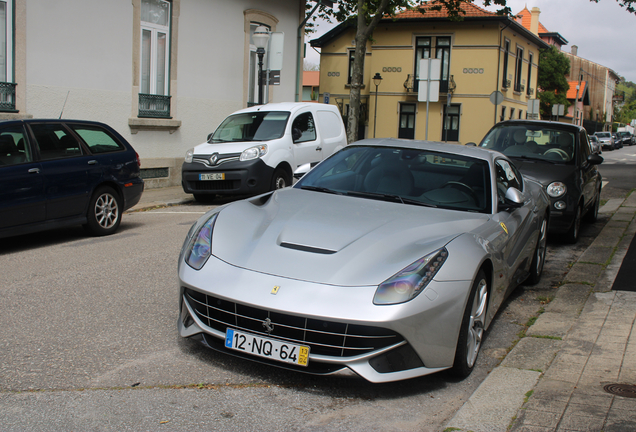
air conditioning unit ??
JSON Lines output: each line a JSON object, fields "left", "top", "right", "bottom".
{"left": 502, "top": 79, "right": 511, "bottom": 89}
{"left": 520, "top": 84, "right": 525, "bottom": 92}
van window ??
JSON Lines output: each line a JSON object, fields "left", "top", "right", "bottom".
{"left": 292, "top": 112, "right": 316, "bottom": 143}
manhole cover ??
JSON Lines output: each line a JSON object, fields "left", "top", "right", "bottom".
{"left": 603, "top": 383, "right": 636, "bottom": 398}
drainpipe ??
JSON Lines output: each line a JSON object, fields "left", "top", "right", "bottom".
{"left": 495, "top": 20, "right": 512, "bottom": 125}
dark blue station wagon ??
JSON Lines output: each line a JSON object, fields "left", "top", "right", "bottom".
{"left": 0, "top": 119, "right": 144, "bottom": 239}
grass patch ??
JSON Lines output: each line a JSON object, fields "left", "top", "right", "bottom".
{"left": 536, "top": 295, "right": 554, "bottom": 305}
{"left": 530, "top": 335, "right": 562, "bottom": 340}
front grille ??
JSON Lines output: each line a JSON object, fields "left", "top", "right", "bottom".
{"left": 193, "top": 154, "right": 241, "bottom": 167}
{"left": 192, "top": 180, "right": 239, "bottom": 191}
{"left": 184, "top": 288, "right": 403, "bottom": 358}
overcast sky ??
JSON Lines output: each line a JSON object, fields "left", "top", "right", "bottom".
{"left": 305, "top": 0, "right": 636, "bottom": 83}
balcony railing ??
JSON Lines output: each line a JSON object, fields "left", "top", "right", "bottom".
{"left": 0, "top": 82, "right": 17, "bottom": 112}
{"left": 138, "top": 93, "right": 171, "bottom": 118}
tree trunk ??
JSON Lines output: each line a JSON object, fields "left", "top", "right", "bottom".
{"left": 346, "top": 30, "right": 367, "bottom": 144}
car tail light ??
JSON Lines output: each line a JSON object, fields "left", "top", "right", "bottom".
{"left": 135, "top": 152, "right": 141, "bottom": 168}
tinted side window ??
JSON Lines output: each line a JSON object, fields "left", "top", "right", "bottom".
{"left": 579, "top": 130, "right": 591, "bottom": 162}
{"left": 292, "top": 112, "right": 316, "bottom": 143}
{"left": 70, "top": 125, "right": 125, "bottom": 154}
{"left": 495, "top": 159, "right": 522, "bottom": 203}
{"left": 0, "top": 125, "right": 31, "bottom": 166}
{"left": 29, "top": 123, "right": 82, "bottom": 160}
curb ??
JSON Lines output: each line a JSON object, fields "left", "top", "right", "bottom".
{"left": 444, "top": 195, "right": 636, "bottom": 432}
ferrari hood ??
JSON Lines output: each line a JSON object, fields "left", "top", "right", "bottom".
{"left": 209, "top": 188, "right": 490, "bottom": 286}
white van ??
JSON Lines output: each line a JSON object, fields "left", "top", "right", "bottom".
{"left": 182, "top": 102, "right": 347, "bottom": 201}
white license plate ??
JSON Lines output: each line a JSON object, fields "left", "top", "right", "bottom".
{"left": 199, "top": 173, "right": 224, "bottom": 181}
{"left": 225, "top": 328, "right": 309, "bottom": 366}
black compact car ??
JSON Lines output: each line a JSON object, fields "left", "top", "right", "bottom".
{"left": 0, "top": 119, "right": 144, "bottom": 239}
{"left": 479, "top": 120, "right": 603, "bottom": 243}
{"left": 615, "top": 131, "right": 634, "bottom": 147}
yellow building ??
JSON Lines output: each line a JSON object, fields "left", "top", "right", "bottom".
{"left": 310, "top": 3, "right": 549, "bottom": 144}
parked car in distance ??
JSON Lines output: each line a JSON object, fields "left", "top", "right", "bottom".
{"left": 181, "top": 102, "right": 347, "bottom": 202}
{"left": 479, "top": 120, "right": 603, "bottom": 243}
{"left": 615, "top": 131, "right": 634, "bottom": 146}
{"left": 612, "top": 133, "right": 623, "bottom": 149}
{"left": 588, "top": 134, "right": 602, "bottom": 154}
{"left": 0, "top": 119, "right": 144, "bottom": 239}
{"left": 178, "top": 138, "right": 550, "bottom": 383}
{"left": 594, "top": 131, "right": 615, "bottom": 151}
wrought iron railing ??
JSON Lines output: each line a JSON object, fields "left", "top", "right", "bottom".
{"left": 138, "top": 93, "right": 171, "bottom": 118}
{"left": 0, "top": 82, "right": 17, "bottom": 112}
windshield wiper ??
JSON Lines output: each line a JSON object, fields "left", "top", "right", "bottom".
{"left": 300, "top": 185, "right": 343, "bottom": 195}
{"left": 347, "top": 191, "right": 438, "bottom": 207}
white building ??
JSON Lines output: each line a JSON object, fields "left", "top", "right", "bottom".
{"left": 1, "top": 0, "right": 304, "bottom": 187}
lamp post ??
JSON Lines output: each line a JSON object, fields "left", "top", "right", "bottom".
{"left": 253, "top": 26, "right": 270, "bottom": 105}
{"left": 373, "top": 73, "right": 383, "bottom": 138}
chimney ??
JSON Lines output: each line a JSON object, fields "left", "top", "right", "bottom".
{"left": 530, "top": 7, "right": 540, "bottom": 35}
{"left": 571, "top": 45, "right": 578, "bottom": 56}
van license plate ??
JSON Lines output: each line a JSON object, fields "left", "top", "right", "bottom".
{"left": 225, "top": 328, "right": 309, "bottom": 366}
{"left": 199, "top": 173, "right": 224, "bottom": 181}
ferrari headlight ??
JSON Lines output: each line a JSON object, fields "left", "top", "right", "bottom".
{"left": 240, "top": 145, "right": 268, "bottom": 161}
{"left": 546, "top": 182, "right": 566, "bottom": 198}
{"left": 185, "top": 213, "right": 218, "bottom": 270}
{"left": 374, "top": 248, "right": 448, "bottom": 305}
{"left": 185, "top": 148, "right": 194, "bottom": 163}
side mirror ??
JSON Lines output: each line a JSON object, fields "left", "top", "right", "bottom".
{"left": 499, "top": 187, "right": 524, "bottom": 211}
{"left": 292, "top": 128, "right": 302, "bottom": 142}
{"left": 465, "top": 142, "right": 477, "bottom": 146}
{"left": 207, "top": 133, "right": 213, "bottom": 142}
{"left": 588, "top": 154, "right": 603, "bottom": 165}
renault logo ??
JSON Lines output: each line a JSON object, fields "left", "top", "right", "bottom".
{"left": 209, "top": 153, "right": 219, "bottom": 165}
{"left": 262, "top": 318, "right": 274, "bottom": 334}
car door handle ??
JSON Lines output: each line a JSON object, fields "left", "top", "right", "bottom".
{"left": 88, "top": 160, "right": 98, "bottom": 165}
{"left": 316, "top": 147, "right": 322, "bottom": 151}
{"left": 28, "top": 168, "right": 40, "bottom": 174}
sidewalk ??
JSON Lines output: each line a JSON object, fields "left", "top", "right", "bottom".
{"left": 446, "top": 193, "right": 636, "bottom": 432}
{"left": 126, "top": 185, "right": 194, "bottom": 212}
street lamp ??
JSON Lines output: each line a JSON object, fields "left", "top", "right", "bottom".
{"left": 373, "top": 73, "right": 383, "bottom": 138}
{"left": 253, "top": 26, "right": 270, "bottom": 105}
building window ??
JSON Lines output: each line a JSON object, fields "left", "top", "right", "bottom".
{"left": 500, "top": 106, "right": 506, "bottom": 122}
{"left": 527, "top": 53, "right": 533, "bottom": 96}
{"left": 502, "top": 39, "right": 510, "bottom": 89}
{"left": 519, "top": 110, "right": 523, "bottom": 119}
{"left": 514, "top": 46, "right": 523, "bottom": 93}
{"left": 0, "top": 0, "right": 15, "bottom": 112}
{"left": 442, "top": 104, "right": 460, "bottom": 141}
{"left": 347, "top": 50, "right": 355, "bottom": 85}
{"left": 509, "top": 108, "right": 515, "bottom": 119}
{"left": 139, "top": 0, "right": 171, "bottom": 118}
{"left": 414, "top": 36, "right": 451, "bottom": 92}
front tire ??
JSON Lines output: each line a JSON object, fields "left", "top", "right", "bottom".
{"left": 85, "top": 186, "right": 122, "bottom": 236}
{"left": 527, "top": 216, "right": 548, "bottom": 285}
{"left": 450, "top": 270, "right": 488, "bottom": 379}
{"left": 564, "top": 205, "right": 581, "bottom": 244}
{"left": 271, "top": 168, "right": 292, "bottom": 191}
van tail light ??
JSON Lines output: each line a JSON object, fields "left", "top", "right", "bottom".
{"left": 136, "top": 152, "right": 141, "bottom": 168}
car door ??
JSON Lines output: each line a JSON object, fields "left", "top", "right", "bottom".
{"left": 0, "top": 124, "right": 45, "bottom": 229}
{"left": 578, "top": 130, "right": 599, "bottom": 208}
{"left": 289, "top": 111, "right": 321, "bottom": 170}
{"left": 28, "top": 122, "right": 96, "bottom": 220}
{"left": 492, "top": 159, "right": 537, "bottom": 285}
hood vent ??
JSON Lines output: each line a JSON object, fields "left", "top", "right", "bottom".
{"left": 280, "top": 242, "right": 336, "bottom": 255}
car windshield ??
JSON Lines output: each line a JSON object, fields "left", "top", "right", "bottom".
{"left": 596, "top": 132, "right": 610, "bottom": 138}
{"left": 209, "top": 111, "right": 290, "bottom": 143}
{"left": 617, "top": 132, "right": 629, "bottom": 137}
{"left": 480, "top": 124, "right": 576, "bottom": 163}
{"left": 295, "top": 145, "right": 491, "bottom": 213}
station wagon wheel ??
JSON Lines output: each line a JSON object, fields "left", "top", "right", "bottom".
{"left": 85, "top": 186, "right": 122, "bottom": 236}
{"left": 527, "top": 215, "right": 548, "bottom": 285}
{"left": 450, "top": 269, "right": 488, "bottom": 378}
{"left": 564, "top": 205, "right": 581, "bottom": 244}
{"left": 271, "top": 168, "right": 292, "bottom": 191}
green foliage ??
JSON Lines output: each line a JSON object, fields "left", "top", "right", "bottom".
{"left": 537, "top": 46, "right": 571, "bottom": 118}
